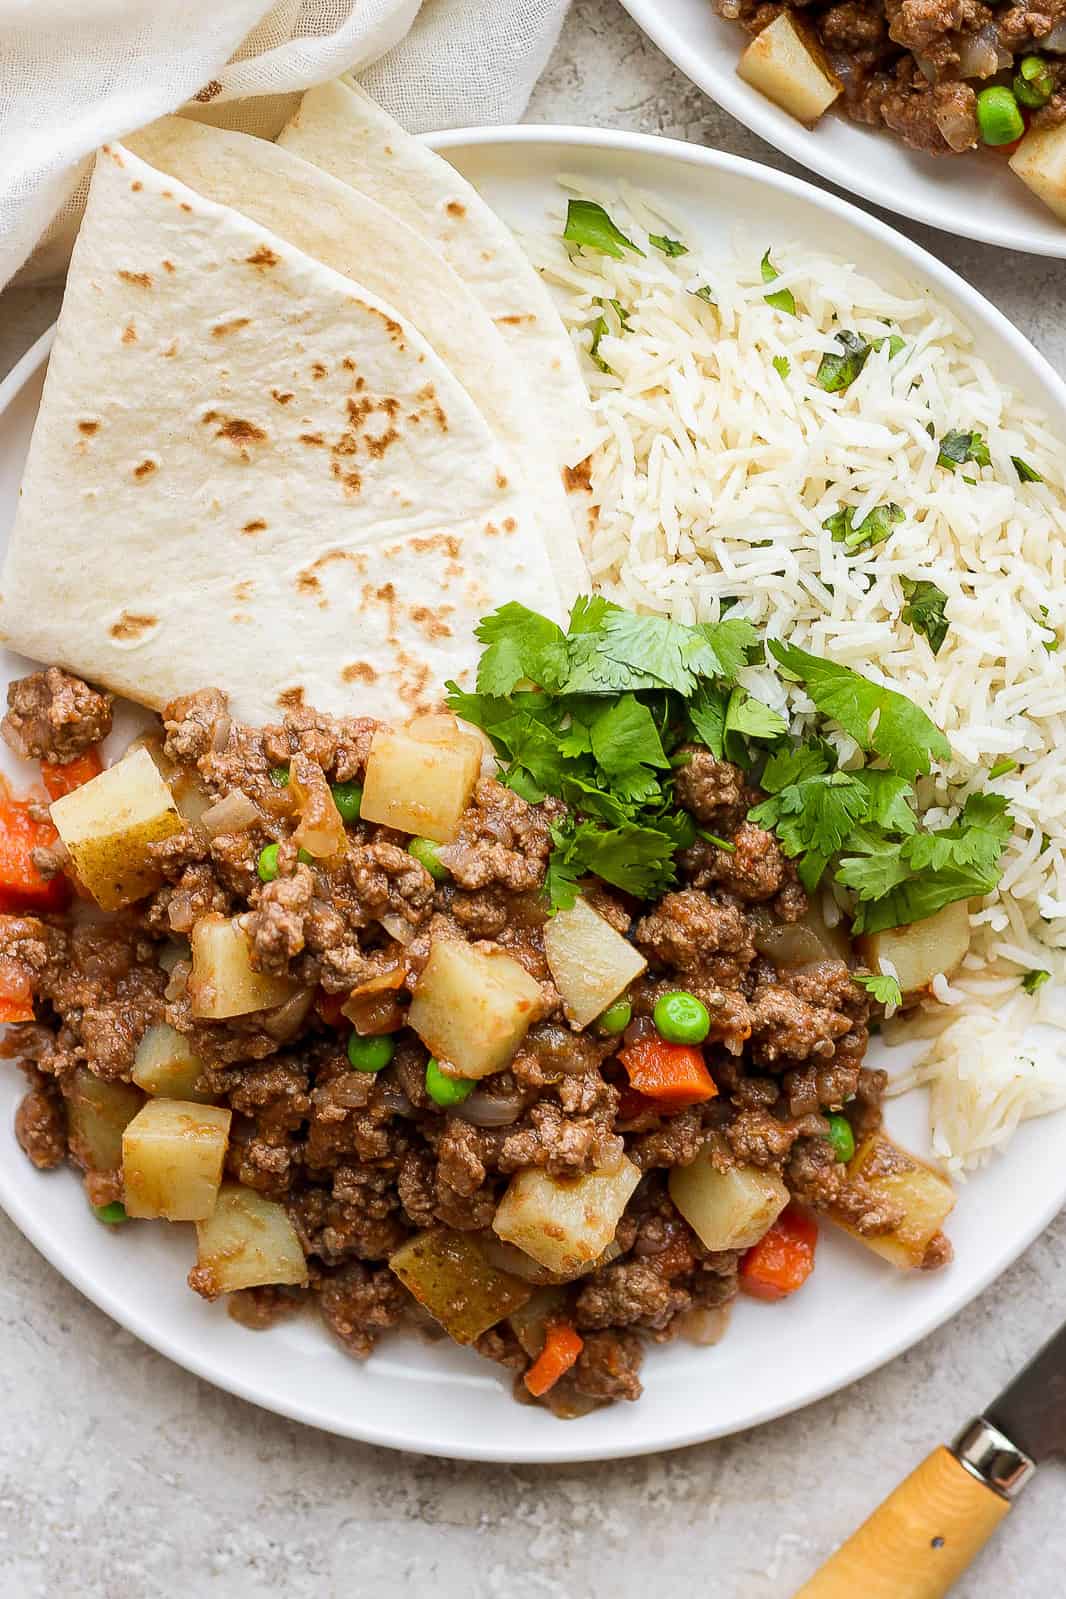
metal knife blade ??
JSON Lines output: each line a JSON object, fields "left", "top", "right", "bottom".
{"left": 985, "top": 1319, "right": 1066, "bottom": 1465}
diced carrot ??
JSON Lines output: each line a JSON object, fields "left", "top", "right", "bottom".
{"left": 524, "top": 1321, "right": 584, "bottom": 1399}
{"left": 740, "top": 1204, "right": 818, "bottom": 1302}
{"left": 0, "top": 957, "right": 35, "bottom": 1023}
{"left": 0, "top": 800, "right": 71, "bottom": 912}
{"left": 618, "top": 1036, "right": 718, "bottom": 1110}
{"left": 41, "top": 747, "right": 103, "bottom": 800}
{"left": 315, "top": 989, "right": 348, "bottom": 1027}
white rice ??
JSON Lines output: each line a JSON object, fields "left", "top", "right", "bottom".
{"left": 530, "top": 179, "right": 1066, "bottom": 1172}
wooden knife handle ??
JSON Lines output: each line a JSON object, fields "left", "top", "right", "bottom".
{"left": 794, "top": 1445, "right": 1011, "bottom": 1599}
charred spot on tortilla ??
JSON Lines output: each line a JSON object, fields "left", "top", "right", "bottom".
{"left": 410, "top": 533, "right": 461, "bottom": 560}
{"left": 299, "top": 433, "right": 325, "bottom": 447}
{"left": 121, "top": 324, "right": 137, "bottom": 345}
{"left": 162, "top": 340, "right": 179, "bottom": 358}
{"left": 276, "top": 686, "right": 305, "bottom": 711}
{"left": 409, "top": 605, "right": 454, "bottom": 641}
{"left": 246, "top": 246, "right": 279, "bottom": 269}
{"left": 179, "top": 203, "right": 192, "bottom": 213}
{"left": 162, "top": 259, "right": 175, "bottom": 274}
{"left": 498, "top": 314, "right": 535, "bottom": 327}
{"left": 77, "top": 421, "right": 100, "bottom": 437}
{"left": 295, "top": 570, "right": 322, "bottom": 597}
{"left": 342, "top": 662, "right": 378, "bottom": 684}
{"left": 194, "top": 79, "right": 222, "bottom": 103}
{"left": 214, "top": 416, "right": 266, "bottom": 447}
{"left": 394, "top": 655, "right": 433, "bottom": 709}
{"left": 118, "top": 270, "right": 152, "bottom": 289}
{"left": 503, "top": 518, "right": 517, "bottom": 535}
{"left": 445, "top": 201, "right": 466, "bottom": 219}
{"left": 413, "top": 385, "right": 447, "bottom": 433}
{"left": 109, "top": 610, "right": 157, "bottom": 641}
{"left": 133, "top": 459, "right": 158, "bottom": 480}
{"left": 564, "top": 457, "right": 594, "bottom": 493}
{"left": 131, "top": 181, "right": 143, "bottom": 192}
{"left": 341, "top": 358, "right": 356, "bottom": 372}
{"left": 212, "top": 318, "right": 250, "bottom": 339}
{"left": 232, "top": 580, "right": 254, "bottom": 602}
{"left": 271, "top": 389, "right": 294, "bottom": 405}
{"left": 496, "top": 471, "right": 509, "bottom": 491}
{"left": 311, "top": 362, "right": 327, "bottom": 380}
{"left": 241, "top": 519, "right": 267, "bottom": 536}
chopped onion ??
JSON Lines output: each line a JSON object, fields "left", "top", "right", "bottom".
{"left": 477, "top": 1235, "right": 574, "bottom": 1286}
{"left": 201, "top": 788, "right": 259, "bottom": 838}
{"left": 753, "top": 923, "right": 830, "bottom": 967}
{"left": 957, "top": 25, "right": 1010, "bottom": 78}
{"left": 166, "top": 893, "right": 197, "bottom": 934}
{"left": 453, "top": 1089, "right": 525, "bottom": 1126}
{"left": 675, "top": 1305, "right": 732, "bottom": 1346}
{"left": 378, "top": 913, "right": 414, "bottom": 945}
{"left": 164, "top": 959, "right": 191, "bottom": 1001}
{"left": 210, "top": 714, "right": 232, "bottom": 753}
{"left": 376, "top": 1085, "right": 414, "bottom": 1117}
{"left": 261, "top": 987, "right": 314, "bottom": 1041}
{"left": 1044, "top": 20, "right": 1066, "bottom": 50}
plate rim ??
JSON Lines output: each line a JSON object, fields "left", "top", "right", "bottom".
{"left": 2, "top": 123, "right": 1065, "bottom": 1463}
{"left": 615, "top": 0, "right": 1066, "bottom": 260}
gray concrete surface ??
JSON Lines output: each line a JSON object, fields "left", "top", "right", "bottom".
{"left": 1, "top": 2, "right": 1064, "bottom": 1593}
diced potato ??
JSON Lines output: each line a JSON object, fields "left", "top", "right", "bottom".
{"left": 193, "top": 1182, "right": 309, "bottom": 1294}
{"left": 132, "top": 1023, "right": 215, "bottom": 1102}
{"left": 857, "top": 899, "right": 970, "bottom": 1001}
{"left": 493, "top": 1157, "right": 641, "bottom": 1276}
{"left": 669, "top": 1147, "right": 789, "bottom": 1252}
{"left": 829, "top": 1132, "right": 954, "bottom": 1269}
{"left": 388, "top": 1227, "right": 532, "bottom": 1343}
{"left": 1010, "top": 122, "right": 1066, "bottom": 223}
{"left": 188, "top": 913, "right": 297, "bottom": 1019}
{"left": 360, "top": 728, "right": 479, "bottom": 843}
{"left": 408, "top": 938, "right": 543, "bottom": 1078}
{"left": 49, "top": 746, "right": 183, "bottom": 910}
{"left": 122, "top": 1098, "right": 231, "bottom": 1221}
{"left": 737, "top": 12, "right": 842, "bottom": 124}
{"left": 65, "top": 1069, "right": 144, "bottom": 1172}
{"left": 543, "top": 895, "right": 646, "bottom": 1028}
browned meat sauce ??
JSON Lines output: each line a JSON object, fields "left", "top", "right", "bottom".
{"left": 714, "top": 0, "right": 1066, "bottom": 154}
{"left": 0, "top": 675, "right": 948, "bottom": 1412}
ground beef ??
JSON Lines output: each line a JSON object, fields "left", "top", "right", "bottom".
{"left": 437, "top": 778, "right": 558, "bottom": 892}
{"left": 575, "top": 1259, "right": 689, "bottom": 1331}
{"left": 674, "top": 748, "right": 752, "bottom": 827}
{"left": 635, "top": 889, "right": 755, "bottom": 974}
{"left": 573, "top": 1330, "right": 644, "bottom": 1402}
{"left": 2, "top": 668, "right": 112, "bottom": 763}
{"left": 14, "top": 1068, "right": 67, "bottom": 1168}
{"left": 227, "top": 1285, "right": 307, "bottom": 1330}
{"left": 314, "top": 1262, "right": 408, "bottom": 1357}
{"left": 499, "top": 1099, "right": 623, "bottom": 1176}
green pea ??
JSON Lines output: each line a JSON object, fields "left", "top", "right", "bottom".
{"left": 408, "top": 836, "right": 448, "bottom": 882}
{"left": 347, "top": 1031, "right": 395, "bottom": 1073}
{"left": 597, "top": 997, "right": 632, "bottom": 1034}
{"left": 331, "top": 781, "right": 363, "bottom": 823}
{"left": 653, "top": 990, "right": 710, "bottom": 1045}
{"left": 826, "top": 1113, "right": 856, "bottom": 1164}
{"left": 425, "top": 1057, "right": 474, "bottom": 1107}
{"left": 1015, "top": 54, "right": 1053, "bottom": 108}
{"left": 976, "top": 85, "right": 1024, "bottom": 146}
{"left": 94, "top": 1201, "right": 127, "bottom": 1226}
{"left": 297, "top": 847, "right": 315, "bottom": 866}
{"left": 257, "top": 843, "right": 280, "bottom": 882}
{"left": 269, "top": 766, "right": 290, "bottom": 788}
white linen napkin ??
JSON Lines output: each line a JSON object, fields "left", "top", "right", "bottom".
{"left": 0, "top": 0, "right": 570, "bottom": 291}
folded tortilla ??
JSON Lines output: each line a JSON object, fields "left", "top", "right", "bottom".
{"left": 0, "top": 145, "right": 563, "bottom": 726}
{"left": 125, "top": 115, "right": 588, "bottom": 606}
{"left": 278, "top": 80, "right": 598, "bottom": 480}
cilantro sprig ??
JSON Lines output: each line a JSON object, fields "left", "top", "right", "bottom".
{"left": 453, "top": 601, "right": 1010, "bottom": 931}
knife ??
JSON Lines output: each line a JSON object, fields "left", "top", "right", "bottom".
{"left": 795, "top": 1320, "right": 1064, "bottom": 1597}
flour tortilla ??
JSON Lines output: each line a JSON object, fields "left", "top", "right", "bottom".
{"left": 125, "top": 115, "right": 587, "bottom": 605}
{"left": 278, "top": 79, "right": 597, "bottom": 475}
{"left": 0, "top": 145, "right": 562, "bottom": 726}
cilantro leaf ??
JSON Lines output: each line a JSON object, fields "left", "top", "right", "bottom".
{"left": 823, "top": 501, "right": 904, "bottom": 554}
{"left": 687, "top": 683, "right": 729, "bottom": 758}
{"left": 900, "top": 577, "right": 949, "bottom": 656}
{"left": 768, "top": 641, "right": 951, "bottom": 779}
{"left": 607, "top": 297, "right": 632, "bottom": 330}
{"left": 937, "top": 430, "right": 991, "bottom": 471}
{"left": 564, "top": 199, "right": 645, "bottom": 260}
{"left": 854, "top": 971, "right": 903, "bottom": 1008}
{"left": 903, "top": 792, "right": 1011, "bottom": 875}
{"left": 759, "top": 743, "right": 831, "bottom": 793}
{"left": 772, "top": 355, "right": 790, "bottom": 379}
{"left": 750, "top": 770, "right": 870, "bottom": 861}
{"left": 1012, "top": 455, "right": 1043, "bottom": 484}
{"left": 562, "top": 609, "right": 750, "bottom": 697}
{"left": 588, "top": 695, "right": 670, "bottom": 780}
{"left": 761, "top": 250, "right": 797, "bottom": 316}
{"left": 692, "top": 284, "right": 717, "bottom": 306}
{"left": 587, "top": 312, "right": 614, "bottom": 375}
{"left": 816, "top": 331, "right": 872, "bottom": 394}
{"left": 724, "top": 688, "right": 788, "bottom": 763}
{"left": 855, "top": 770, "right": 917, "bottom": 835}
{"left": 649, "top": 233, "right": 688, "bottom": 256}
{"left": 849, "top": 860, "right": 998, "bottom": 934}
{"left": 474, "top": 604, "right": 567, "bottom": 695}
{"left": 1022, "top": 969, "right": 1051, "bottom": 994}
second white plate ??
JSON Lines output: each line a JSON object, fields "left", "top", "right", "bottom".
{"left": 620, "top": 0, "right": 1066, "bottom": 258}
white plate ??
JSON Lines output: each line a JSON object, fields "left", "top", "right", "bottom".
{"left": 2, "top": 127, "right": 1065, "bottom": 1464}
{"left": 620, "top": 0, "right": 1066, "bottom": 258}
